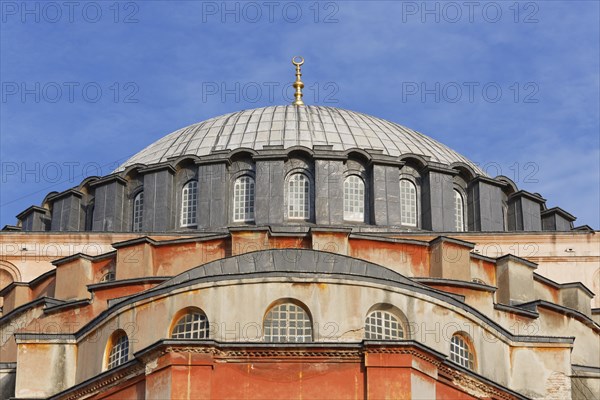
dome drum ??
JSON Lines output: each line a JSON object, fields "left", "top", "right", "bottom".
{"left": 9, "top": 106, "right": 578, "bottom": 233}
{"left": 12, "top": 144, "right": 576, "bottom": 234}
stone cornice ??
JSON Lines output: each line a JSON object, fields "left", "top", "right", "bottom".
{"left": 429, "top": 235, "right": 476, "bottom": 249}
{"left": 46, "top": 188, "right": 84, "bottom": 202}
{"left": 49, "top": 360, "right": 145, "bottom": 400}
{"left": 496, "top": 254, "right": 538, "bottom": 269}
{"left": 438, "top": 361, "right": 527, "bottom": 400}
{"left": 469, "top": 175, "right": 508, "bottom": 188}
{"left": 541, "top": 207, "right": 576, "bottom": 222}
{"left": 494, "top": 303, "right": 539, "bottom": 319}
{"left": 15, "top": 333, "right": 76, "bottom": 344}
{"left": 89, "top": 277, "right": 169, "bottom": 292}
{"left": 533, "top": 273, "right": 595, "bottom": 298}
{"left": 52, "top": 250, "right": 116, "bottom": 266}
{"left": 87, "top": 174, "right": 128, "bottom": 188}
{"left": 16, "top": 205, "right": 49, "bottom": 219}
{"left": 508, "top": 190, "right": 546, "bottom": 204}
{"left": 1, "top": 224, "right": 21, "bottom": 231}
{"left": 111, "top": 233, "right": 228, "bottom": 249}
{"left": 348, "top": 233, "right": 429, "bottom": 246}
{"left": 421, "top": 163, "right": 458, "bottom": 175}
{"left": 138, "top": 162, "right": 176, "bottom": 174}
{"left": 517, "top": 300, "right": 599, "bottom": 332}
{"left": 414, "top": 277, "right": 497, "bottom": 292}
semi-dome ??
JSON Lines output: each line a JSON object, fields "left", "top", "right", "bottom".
{"left": 117, "top": 105, "right": 484, "bottom": 174}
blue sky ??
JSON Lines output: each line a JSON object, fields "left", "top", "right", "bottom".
{"left": 1, "top": 0, "right": 599, "bottom": 228}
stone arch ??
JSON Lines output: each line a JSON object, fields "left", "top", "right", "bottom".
{"left": 365, "top": 303, "right": 410, "bottom": 339}
{"left": 450, "top": 162, "right": 477, "bottom": 182}
{"left": 0, "top": 261, "right": 21, "bottom": 290}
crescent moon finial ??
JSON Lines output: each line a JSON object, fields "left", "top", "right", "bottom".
{"left": 291, "top": 56, "right": 305, "bottom": 106}
{"left": 292, "top": 56, "right": 305, "bottom": 66}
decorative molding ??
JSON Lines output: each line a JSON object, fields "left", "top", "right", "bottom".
{"left": 165, "top": 346, "right": 362, "bottom": 361}
{"left": 438, "top": 363, "right": 520, "bottom": 400}
{"left": 54, "top": 362, "right": 145, "bottom": 400}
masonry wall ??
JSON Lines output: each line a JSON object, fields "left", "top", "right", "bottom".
{"left": 15, "top": 150, "right": 577, "bottom": 235}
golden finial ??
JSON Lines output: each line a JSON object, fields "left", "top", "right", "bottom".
{"left": 291, "top": 56, "right": 305, "bottom": 106}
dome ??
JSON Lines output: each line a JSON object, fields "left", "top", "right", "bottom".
{"left": 117, "top": 105, "right": 483, "bottom": 174}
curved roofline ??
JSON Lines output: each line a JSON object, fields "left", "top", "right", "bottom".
{"left": 496, "top": 175, "right": 519, "bottom": 194}
{"left": 115, "top": 105, "right": 485, "bottom": 175}
{"left": 450, "top": 162, "right": 479, "bottom": 181}
{"left": 73, "top": 249, "right": 574, "bottom": 346}
{"left": 228, "top": 147, "right": 260, "bottom": 159}
{"left": 343, "top": 148, "right": 372, "bottom": 162}
{"left": 398, "top": 153, "right": 429, "bottom": 169}
{"left": 285, "top": 145, "right": 315, "bottom": 157}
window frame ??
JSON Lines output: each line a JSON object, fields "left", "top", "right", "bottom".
{"left": 365, "top": 309, "right": 405, "bottom": 340}
{"left": 180, "top": 180, "right": 198, "bottom": 227}
{"left": 105, "top": 330, "right": 129, "bottom": 370}
{"left": 85, "top": 202, "right": 95, "bottom": 231}
{"left": 453, "top": 189, "right": 465, "bottom": 232}
{"left": 132, "top": 190, "right": 144, "bottom": 232}
{"left": 399, "top": 178, "right": 418, "bottom": 227}
{"left": 170, "top": 309, "right": 210, "bottom": 340}
{"left": 502, "top": 199, "right": 509, "bottom": 231}
{"left": 343, "top": 175, "right": 366, "bottom": 222}
{"left": 100, "top": 271, "right": 115, "bottom": 283}
{"left": 232, "top": 175, "right": 256, "bottom": 223}
{"left": 449, "top": 333, "right": 475, "bottom": 370}
{"left": 263, "top": 301, "right": 313, "bottom": 343}
{"left": 286, "top": 172, "right": 311, "bottom": 221}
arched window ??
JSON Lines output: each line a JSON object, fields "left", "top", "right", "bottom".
{"left": 106, "top": 331, "right": 129, "bottom": 369}
{"left": 233, "top": 176, "right": 255, "bottom": 222}
{"left": 85, "top": 203, "right": 95, "bottom": 231}
{"left": 365, "top": 310, "right": 405, "bottom": 340}
{"left": 344, "top": 175, "right": 365, "bottom": 221}
{"left": 100, "top": 271, "right": 115, "bottom": 283}
{"left": 453, "top": 189, "right": 465, "bottom": 232}
{"left": 181, "top": 180, "right": 198, "bottom": 227}
{"left": 287, "top": 173, "right": 310, "bottom": 220}
{"left": 400, "top": 179, "right": 417, "bottom": 226}
{"left": 502, "top": 200, "right": 509, "bottom": 231}
{"left": 264, "top": 302, "right": 312, "bottom": 342}
{"left": 132, "top": 191, "right": 144, "bottom": 232}
{"left": 171, "top": 310, "right": 209, "bottom": 339}
{"left": 450, "top": 334, "right": 475, "bottom": 370}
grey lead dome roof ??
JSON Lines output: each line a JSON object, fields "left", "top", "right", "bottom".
{"left": 117, "top": 105, "right": 483, "bottom": 174}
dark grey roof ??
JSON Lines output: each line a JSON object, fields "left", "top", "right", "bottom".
{"left": 136, "top": 248, "right": 421, "bottom": 298}
{"left": 81, "top": 249, "right": 573, "bottom": 345}
{"left": 117, "top": 106, "right": 484, "bottom": 174}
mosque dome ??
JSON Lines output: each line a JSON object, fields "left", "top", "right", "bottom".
{"left": 117, "top": 105, "right": 484, "bottom": 174}
{"left": 3, "top": 56, "right": 596, "bottom": 400}
{"left": 11, "top": 58, "right": 578, "bottom": 235}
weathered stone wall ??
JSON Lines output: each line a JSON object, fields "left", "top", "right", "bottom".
{"left": 14, "top": 148, "right": 581, "bottom": 235}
